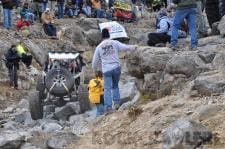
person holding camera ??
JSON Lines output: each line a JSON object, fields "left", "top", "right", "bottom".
{"left": 4, "top": 45, "right": 21, "bottom": 89}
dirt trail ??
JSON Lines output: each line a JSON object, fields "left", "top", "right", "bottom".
{"left": 67, "top": 95, "right": 225, "bottom": 149}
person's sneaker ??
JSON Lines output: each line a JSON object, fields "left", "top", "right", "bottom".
{"left": 155, "top": 43, "right": 166, "bottom": 47}
{"left": 104, "top": 109, "right": 114, "bottom": 116}
{"left": 113, "top": 103, "right": 120, "bottom": 110}
{"left": 167, "top": 44, "right": 179, "bottom": 51}
{"left": 190, "top": 46, "right": 198, "bottom": 51}
{"left": 14, "top": 86, "right": 19, "bottom": 90}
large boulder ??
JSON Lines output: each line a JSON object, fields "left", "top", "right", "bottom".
{"left": 0, "top": 130, "right": 26, "bottom": 149}
{"left": 54, "top": 102, "right": 80, "bottom": 121}
{"left": 127, "top": 46, "right": 173, "bottom": 78}
{"left": 218, "top": 15, "right": 225, "bottom": 36}
{"left": 85, "top": 29, "right": 102, "bottom": 46}
{"left": 70, "top": 26, "right": 87, "bottom": 45}
{"left": 193, "top": 71, "right": 225, "bottom": 96}
{"left": 126, "top": 28, "right": 150, "bottom": 45}
{"left": 163, "top": 119, "right": 212, "bottom": 149}
{"left": 79, "top": 18, "right": 108, "bottom": 31}
{"left": 47, "top": 132, "right": 78, "bottom": 149}
{"left": 165, "top": 52, "right": 206, "bottom": 78}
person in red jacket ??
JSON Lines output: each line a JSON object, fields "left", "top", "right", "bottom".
{"left": 16, "top": 17, "right": 31, "bottom": 31}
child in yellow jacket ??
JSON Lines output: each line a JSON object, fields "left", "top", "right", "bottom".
{"left": 88, "top": 71, "right": 104, "bottom": 116}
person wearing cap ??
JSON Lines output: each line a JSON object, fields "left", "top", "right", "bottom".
{"left": 92, "top": 28, "right": 137, "bottom": 114}
{"left": 41, "top": 8, "right": 57, "bottom": 36}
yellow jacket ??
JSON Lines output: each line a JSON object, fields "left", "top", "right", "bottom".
{"left": 16, "top": 44, "right": 26, "bottom": 56}
{"left": 88, "top": 77, "right": 104, "bottom": 104}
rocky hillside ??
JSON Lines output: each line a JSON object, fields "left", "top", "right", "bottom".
{"left": 1, "top": 13, "right": 225, "bottom": 149}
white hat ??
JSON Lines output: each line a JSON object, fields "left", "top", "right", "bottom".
{"left": 46, "top": 8, "right": 50, "bottom": 11}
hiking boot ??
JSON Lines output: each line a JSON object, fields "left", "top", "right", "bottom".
{"left": 167, "top": 44, "right": 179, "bottom": 51}
{"left": 190, "top": 46, "right": 198, "bottom": 51}
{"left": 113, "top": 103, "right": 120, "bottom": 110}
{"left": 104, "top": 109, "right": 114, "bottom": 116}
{"left": 155, "top": 43, "right": 166, "bottom": 47}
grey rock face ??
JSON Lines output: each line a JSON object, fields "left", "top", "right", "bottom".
{"left": 163, "top": 120, "right": 212, "bottom": 149}
{"left": 195, "top": 105, "right": 225, "bottom": 121}
{"left": 85, "top": 29, "right": 102, "bottom": 46}
{"left": 54, "top": 102, "right": 80, "bottom": 121}
{"left": 46, "top": 132, "right": 78, "bottom": 149}
{"left": 0, "top": 130, "right": 26, "bottom": 149}
{"left": 218, "top": 16, "right": 225, "bottom": 36}
{"left": 193, "top": 71, "right": 225, "bottom": 96}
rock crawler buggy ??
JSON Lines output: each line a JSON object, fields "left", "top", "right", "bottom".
{"left": 29, "top": 51, "right": 91, "bottom": 120}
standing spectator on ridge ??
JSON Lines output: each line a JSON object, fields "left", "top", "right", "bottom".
{"left": 57, "top": 0, "right": 65, "bottom": 19}
{"left": 92, "top": 28, "right": 137, "bottom": 114}
{"left": 2, "top": 0, "right": 15, "bottom": 29}
{"left": 170, "top": 0, "right": 198, "bottom": 50}
{"left": 196, "top": 0, "right": 208, "bottom": 38}
{"left": 40, "top": 0, "right": 48, "bottom": 13}
{"left": 4, "top": 45, "right": 20, "bottom": 89}
{"left": 219, "top": 0, "right": 225, "bottom": 17}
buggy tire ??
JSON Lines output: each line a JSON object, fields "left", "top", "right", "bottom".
{"left": 205, "top": 0, "right": 220, "bottom": 28}
{"left": 29, "top": 91, "right": 43, "bottom": 120}
{"left": 36, "top": 74, "right": 46, "bottom": 99}
{"left": 45, "top": 69, "right": 74, "bottom": 97}
{"left": 78, "top": 84, "right": 91, "bottom": 113}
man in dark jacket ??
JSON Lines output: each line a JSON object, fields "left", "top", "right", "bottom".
{"left": 4, "top": 45, "right": 21, "bottom": 89}
{"left": 170, "top": 0, "right": 198, "bottom": 50}
{"left": 2, "top": 0, "right": 15, "bottom": 29}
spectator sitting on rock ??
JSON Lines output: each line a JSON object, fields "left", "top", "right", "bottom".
{"left": 16, "top": 16, "right": 31, "bottom": 31}
{"left": 82, "top": 0, "right": 92, "bottom": 17}
{"left": 91, "top": 0, "right": 105, "bottom": 18}
{"left": 148, "top": 6, "right": 186, "bottom": 47}
{"left": 16, "top": 16, "right": 31, "bottom": 38}
{"left": 20, "top": 2, "right": 35, "bottom": 23}
{"left": 65, "top": 0, "right": 77, "bottom": 17}
{"left": 41, "top": 8, "right": 57, "bottom": 37}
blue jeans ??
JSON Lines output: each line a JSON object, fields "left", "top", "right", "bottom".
{"left": 96, "top": 103, "right": 104, "bottom": 116}
{"left": 103, "top": 67, "right": 121, "bottom": 111}
{"left": 39, "top": 3, "right": 48, "bottom": 13}
{"left": 58, "top": 2, "right": 64, "bottom": 19}
{"left": 24, "top": 13, "right": 35, "bottom": 22}
{"left": 82, "top": 6, "right": 91, "bottom": 16}
{"left": 171, "top": 8, "right": 198, "bottom": 48}
{"left": 95, "top": 9, "right": 105, "bottom": 18}
{"left": 219, "top": 0, "right": 225, "bottom": 17}
{"left": 43, "top": 23, "right": 57, "bottom": 36}
{"left": 67, "top": 9, "right": 75, "bottom": 17}
{"left": 3, "top": 9, "right": 12, "bottom": 29}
